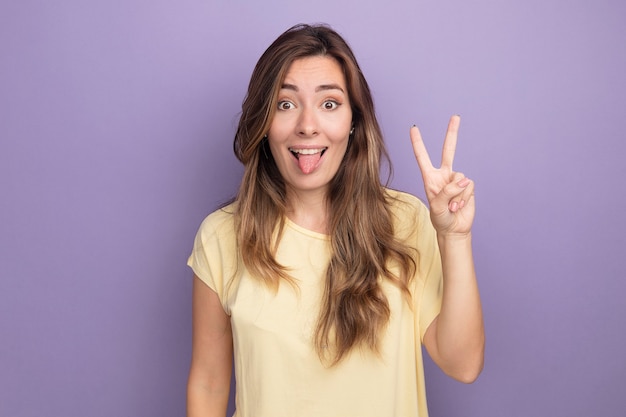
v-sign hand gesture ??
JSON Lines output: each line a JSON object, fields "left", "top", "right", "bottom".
{"left": 410, "top": 115, "right": 475, "bottom": 236}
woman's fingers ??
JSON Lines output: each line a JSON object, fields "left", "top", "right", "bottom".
{"left": 441, "top": 115, "right": 460, "bottom": 170}
{"left": 428, "top": 173, "right": 475, "bottom": 234}
{"left": 410, "top": 125, "right": 434, "bottom": 178}
{"left": 430, "top": 173, "right": 472, "bottom": 213}
{"left": 451, "top": 177, "right": 474, "bottom": 213}
{"left": 411, "top": 115, "right": 475, "bottom": 234}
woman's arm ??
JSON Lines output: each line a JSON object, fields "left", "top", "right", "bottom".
{"left": 187, "top": 275, "right": 233, "bottom": 417}
{"left": 410, "top": 115, "right": 485, "bottom": 383}
{"left": 423, "top": 233, "right": 484, "bottom": 383}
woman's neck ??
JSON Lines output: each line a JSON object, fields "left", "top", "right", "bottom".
{"left": 285, "top": 188, "right": 329, "bottom": 234}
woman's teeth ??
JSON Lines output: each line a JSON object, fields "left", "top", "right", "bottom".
{"left": 289, "top": 147, "right": 327, "bottom": 158}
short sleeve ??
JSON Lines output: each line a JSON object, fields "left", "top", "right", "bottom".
{"left": 413, "top": 200, "right": 443, "bottom": 342}
{"left": 388, "top": 190, "right": 443, "bottom": 342}
{"left": 186, "top": 207, "right": 237, "bottom": 313}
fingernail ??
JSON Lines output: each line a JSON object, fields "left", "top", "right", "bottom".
{"left": 450, "top": 201, "right": 459, "bottom": 212}
{"left": 458, "top": 178, "right": 470, "bottom": 187}
{"left": 460, "top": 200, "right": 466, "bottom": 209}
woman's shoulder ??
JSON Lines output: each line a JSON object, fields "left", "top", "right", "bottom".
{"left": 384, "top": 187, "right": 429, "bottom": 219}
{"left": 195, "top": 201, "right": 238, "bottom": 239}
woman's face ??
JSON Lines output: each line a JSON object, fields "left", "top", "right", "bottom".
{"left": 267, "top": 55, "right": 353, "bottom": 199}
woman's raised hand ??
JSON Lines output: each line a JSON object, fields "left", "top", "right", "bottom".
{"left": 410, "top": 115, "right": 475, "bottom": 236}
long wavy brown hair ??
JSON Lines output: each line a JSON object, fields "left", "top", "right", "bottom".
{"left": 233, "top": 24, "right": 416, "bottom": 365}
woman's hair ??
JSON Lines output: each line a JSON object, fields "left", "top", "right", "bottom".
{"left": 233, "top": 23, "right": 416, "bottom": 365}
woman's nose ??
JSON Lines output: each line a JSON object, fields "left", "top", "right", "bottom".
{"left": 296, "top": 107, "right": 319, "bottom": 137}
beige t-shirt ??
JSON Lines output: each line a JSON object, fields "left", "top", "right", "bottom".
{"left": 188, "top": 189, "right": 443, "bottom": 417}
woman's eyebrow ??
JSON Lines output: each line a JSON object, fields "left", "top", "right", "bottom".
{"left": 280, "top": 83, "right": 345, "bottom": 93}
{"left": 280, "top": 83, "right": 298, "bottom": 91}
{"left": 316, "top": 84, "right": 345, "bottom": 93}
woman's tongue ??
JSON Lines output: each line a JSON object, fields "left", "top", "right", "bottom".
{"left": 296, "top": 152, "right": 321, "bottom": 174}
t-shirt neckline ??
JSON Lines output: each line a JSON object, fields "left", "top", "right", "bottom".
{"left": 284, "top": 217, "right": 330, "bottom": 241}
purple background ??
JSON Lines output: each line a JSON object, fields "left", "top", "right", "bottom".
{"left": 1, "top": 1, "right": 625, "bottom": 416}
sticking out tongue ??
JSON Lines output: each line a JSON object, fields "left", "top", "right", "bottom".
{"left": 297, "top": 152, "right": 322, "bottom": 174}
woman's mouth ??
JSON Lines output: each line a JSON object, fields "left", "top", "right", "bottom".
{"left": 289, "top": 147, "right": 327, "bottom": 174}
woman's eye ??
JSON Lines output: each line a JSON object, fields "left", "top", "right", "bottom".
{"left": 323, "top": 100, "right": 339, "bottom": 110}
{"left": 278, "top": 101, "right": 294, "bottom": 110}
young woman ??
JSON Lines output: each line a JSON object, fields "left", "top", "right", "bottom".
{"left": 187, "top": 24, "right": 484, "bottom": 417}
